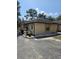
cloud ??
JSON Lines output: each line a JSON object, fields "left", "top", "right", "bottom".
{"left": 54, "top": 12, "right": 58, "bottom": 16}
{"left": 44, "top": 13, "right": 47, "bottom": 15}
{"left": 40, "top": 11, "right": 44, "bottom": 14}
{"left": 49, "top": 13, "right": 53, "bottom": 16}
{"left": 35, "top": 8, "right": 40, "bottom": 14}
{"left": 53, "top": 12, "right": 59, "bottom": 18}
{"left": 35, "top": 8, "right": 59, "bottom": 17}
{"left": 36, "top": 8, "right": 39, "bottom": 11}
{"left": 35, "top": 8, "right": 39, "bottom": 12}
{"left": 48, "top": 12, "right": 59, "bottom": 17}
{"left": 35, "top": 8, "right": 45, "bottom": 14}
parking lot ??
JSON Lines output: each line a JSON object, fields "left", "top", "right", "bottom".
{"left": 17, "top": 35, "right": 61, "bottom": 59}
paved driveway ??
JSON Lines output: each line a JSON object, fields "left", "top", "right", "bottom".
{"left": 17, "top": 36, "right": 61, "bottom": 59}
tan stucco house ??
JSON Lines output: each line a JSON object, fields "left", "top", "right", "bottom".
{"left": 23, "top": 19, "right": 61, "bottom": 36}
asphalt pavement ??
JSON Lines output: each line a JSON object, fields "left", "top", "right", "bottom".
{"left": 17, "top": 36, "right": 61, "bottom": 59}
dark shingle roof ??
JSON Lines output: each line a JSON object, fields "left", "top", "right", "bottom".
{"left": 24, "top": 18, "right": 61, "bottom": 24}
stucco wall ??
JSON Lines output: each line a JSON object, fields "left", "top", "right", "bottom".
{"left": 50, "top": 24, "right": 58, "bottom": 32}
{"left": 28, "top": 23, "right": 35, "bottom": 34}
{"left": 34, "top": 23, "right": 45, "bottom": 34}
{"left": 45, "top": 23, "right": 57, "bottom": 32}
{"left": 27, "top": 22, "right": 58, "bottom": 35}
{"left": 34, "top": 23, "right": 58, "bottom": 34}
{"left": 58, "top": 25, "right": 61, "bottom": 32}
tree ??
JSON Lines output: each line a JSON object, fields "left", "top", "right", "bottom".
{"left": 56, "top": 15, "right": 61, "bottom": 21}
{"left": 48, "top": 16, "right": 55, "bottom": 21}
{"left": 17, "top": 1, "right": 20, "bottom": 18}
{"left": 17, "top": 1, "right": 21, "bottom": 28}
{"left": 25, "top": 9, "right": 37, "bottom": 20}
{"left": 38, "top": 13, "right": 46, "bottom": 19}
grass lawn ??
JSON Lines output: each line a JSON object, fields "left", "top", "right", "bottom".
{"left": 53, "top": 35, "right": 61, "bottom": 40}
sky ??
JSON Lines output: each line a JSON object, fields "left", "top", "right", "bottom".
{"left": 18, "top": 0, "right": 61, "bottom": 17}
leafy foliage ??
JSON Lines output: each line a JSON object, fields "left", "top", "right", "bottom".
{"left": 25, "top": 9, "right": 37, "bottom": 20}
{"left": 17, "top": 1, "right": 21, "bottom": 17}
{"left": 48, "top": 16, "right": 55, "bottom": 21}
{"left": 38, "top": 13, "right": 46, "bottom": 19}
{"left": 56, "top": 15, "right": 61, "bottom": 20}
{"left": 17, "top": 1, "right": 21, "bottom": 28}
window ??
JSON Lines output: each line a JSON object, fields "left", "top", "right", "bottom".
{"left": 46, "top": 27, "right": 50, "bottom": 31}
